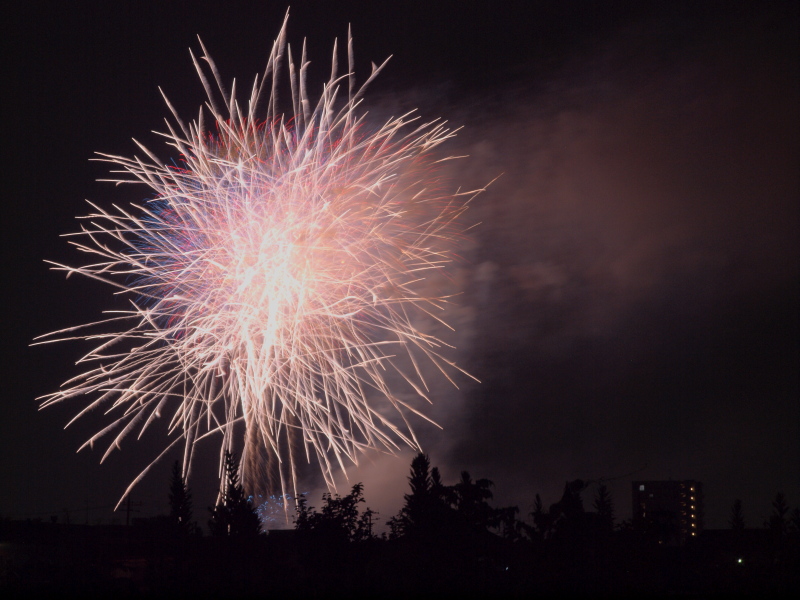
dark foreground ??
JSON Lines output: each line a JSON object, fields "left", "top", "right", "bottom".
{"left": 2, "top": 519, "right": 798, "bottom": 599}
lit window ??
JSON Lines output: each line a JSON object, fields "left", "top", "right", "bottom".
{"left": 639, "top": 485, "right": 645, "bottom": 491}
{"left": 692, "top": 523, "right": 697, "bottom": 528}
{"left": 690, "top": 487, "right": 695, "bottom": 491}
{"left": 691, "top": 505, "right": 695, "bottom": 510}
{"left": 691, "top": 532, "right": 696, "bottom": 537}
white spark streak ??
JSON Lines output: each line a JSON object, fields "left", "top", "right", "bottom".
{"left": 36, "top": 13, "right": 481, "bottom": 506}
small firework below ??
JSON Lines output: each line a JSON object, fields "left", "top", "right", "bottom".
{"left": 252, "top": 493, "right": 300, "bottom": 529}
{"left": 35, "top": 12, "right": 480, "bottom": 505}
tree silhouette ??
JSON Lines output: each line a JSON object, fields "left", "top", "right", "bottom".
{"left": 593, "top": 483, "right": 615, "bottom": 533}
{"left": 529, "top": 493, "right": 549, "bottom": 540}
{"left": 768, "top": 492, "right": 789, "bottom": 537}
{"left": 356, "top": 505, "right": 378, "bottom": 542}
{"left": 495, "top": 505, "right": 522, "bottom": 541}
{"left": 294, "top": 493, "right": 314, "bottom": 532}
{"left": 169, "top": 460, "right": 196, "bottom": 535}
{"left": 431, "top": 466, "right": 454, "bottom": 506}
{"left": 790, "top": 508, "right": 800, "bottom": 536}
{"left": 548, "top": 480, "right": 588, "bottom": 545}
{"left": 389, "top": 453, "right": 520, "bottom": 546}
{"left": 294, "top": 483, "right": 377, "bottom": 543}
{"left": 389, "top": 453, "right": 441, "bottom": 538}
{"left": 453, "top": 471, "right": 498, "bottom": 531}
{"left": 729, "top": 498, "right": 745, "bottom": 531}
{"left": 209, "top": 451, "right": 262, "bottom": 538}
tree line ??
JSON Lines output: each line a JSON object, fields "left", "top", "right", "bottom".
{"left": 4, "top": 452, "right": 797, "bottom": 597}
{"left": 167, "top": 451, "right": 799, "bottom": 548}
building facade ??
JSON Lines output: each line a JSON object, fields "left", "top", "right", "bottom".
{"left": 632, "top": 480, "right": 704, "bottom": 544}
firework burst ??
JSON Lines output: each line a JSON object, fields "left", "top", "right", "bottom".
{"left": 36, "top": 14, "right": 481, "bottom": 505}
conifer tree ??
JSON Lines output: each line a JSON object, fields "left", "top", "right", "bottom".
{"left": 729, "top": 498, "right": 745, "bottom": 531}
{"left": 209, "top": 451, "right": 262, "bottom": 537}
{"left": 593, "top": 483, "right": 615, "bottom": 532}
{"left": 169, "top": 460, "right": 195, "bottom": 535}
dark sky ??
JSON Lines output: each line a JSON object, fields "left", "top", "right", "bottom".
{"left": 4, "top": 1, "right": 797, "bottom": 531}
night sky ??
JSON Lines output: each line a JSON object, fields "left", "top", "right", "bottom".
{"left": 4, "top": 1, "right": 797, "bottom": 531}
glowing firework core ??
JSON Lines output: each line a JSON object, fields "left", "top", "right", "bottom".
{"left": 37, "top": 15, "right": 479, "bottom": 503}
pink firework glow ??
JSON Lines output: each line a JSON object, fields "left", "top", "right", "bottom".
{"left": 35, "top": 15, "right": 481, "bottom": 505}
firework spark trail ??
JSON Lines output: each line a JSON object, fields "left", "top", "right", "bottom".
{"left": 35, "top": 14, "right": 482, "bottom": 506}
